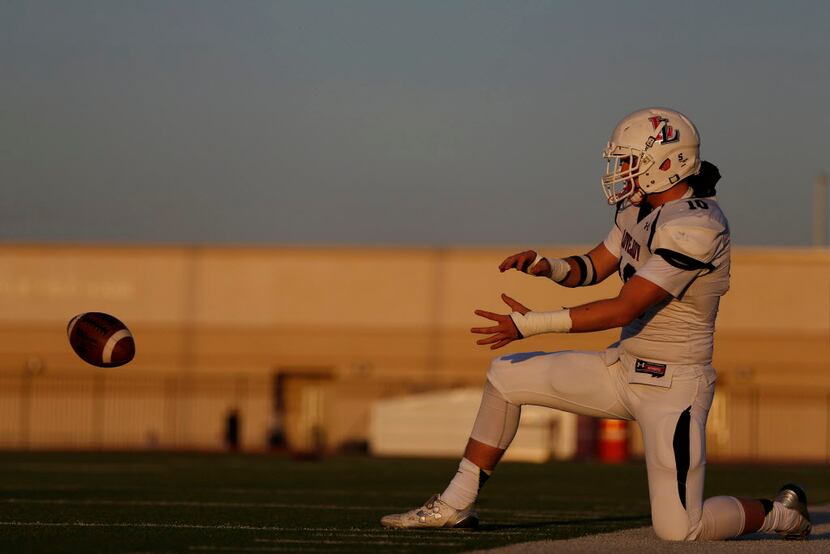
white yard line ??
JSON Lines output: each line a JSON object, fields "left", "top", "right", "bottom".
{"left": 253, "top": 532, "right": 469, "bottom": 543}
{"left": 187, "top": 545, "right": 342, "bottom": 552}
{"left": 0, "top": 519, "right": 527, "bottom": 537}
{"left": 0, "top": 464, "right": 164, "bottom": 473}
{"left": 0, "top": 497, "right": 567, "bottom": 518}
{"left": 187, "top": 545, "right": 331, "bottom": 552}
{"left": 0, "top": 521, "right": 292, "bottom": 531}
{"left": 0, "top": 498, "right": 392, "bottom": 511}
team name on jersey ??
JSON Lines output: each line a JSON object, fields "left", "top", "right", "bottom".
{"left": 620, "top": 230, "right": 641, "bottom": 261}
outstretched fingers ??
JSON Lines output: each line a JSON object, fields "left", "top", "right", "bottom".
{"left": 501, "top": 293, "right": 529, "bottom": 315}
{"left": 474, "top": 328, "right": 514, "bottom": 349}
{"left": 473, "top": 309, "right": 501, "bottom": 322}
{"left": 475, "top": 334, "right": 505, "bottom": 345}
{"left": 471, "top": 304, "right": 521, "bottom": 350}
{"left": 471, "top": 324, "right": 503, "bottom": 335}
{"left": 489, "top": 339, "right": 512, "bottom": 350}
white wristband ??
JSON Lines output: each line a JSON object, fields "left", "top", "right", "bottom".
{"left": 528, "top": 254, "right": 570, "bottom": 283}
{"left": 547, "top": 257, "right": 571, "bottom": 283}
{"left": 510, "top": 309, "right": 572, "bottom": 337}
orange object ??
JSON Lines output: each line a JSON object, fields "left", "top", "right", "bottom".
{"left": 598, "top": 419, "right": 628, "bottom": 463}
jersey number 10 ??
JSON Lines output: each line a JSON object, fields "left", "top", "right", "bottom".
{"left": 687, "top": 200, "right": 709, "bottom": 210}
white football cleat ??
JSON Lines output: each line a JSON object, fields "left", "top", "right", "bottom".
{"left": 775, "top": 483, "right": 811, "bottom": 540}
{"left": 380, "top": 494, "right": 479, "bottom": 529}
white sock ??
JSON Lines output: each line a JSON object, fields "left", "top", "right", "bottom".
{"left": 758, "top": 501, "right": 802, "bottom": 533}
{"left": 440, "top": 458, "right": 491, "bottom": 510}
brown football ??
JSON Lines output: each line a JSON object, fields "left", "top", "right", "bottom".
{"left": 67, "top": 312, "right": 135, "bottom": 368}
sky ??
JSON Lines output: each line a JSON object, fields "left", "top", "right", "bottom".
{"left": 2, "top": 0, "right": 829, "bottom": 247}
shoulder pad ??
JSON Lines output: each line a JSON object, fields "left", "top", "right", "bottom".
{"left": 650, "top": 214, "right": 727, "bottom": 270}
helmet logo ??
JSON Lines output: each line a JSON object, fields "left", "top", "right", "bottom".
{"left": 648, "top": 116, "right": 680, "bottom": 144}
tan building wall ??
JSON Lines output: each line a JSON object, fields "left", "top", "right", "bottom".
{"left": 0, "top": 244, "right": 829, "bottom": 460}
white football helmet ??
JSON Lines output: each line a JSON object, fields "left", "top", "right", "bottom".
{"left": 601, "top": 107, "right": 701, "bottom": 205}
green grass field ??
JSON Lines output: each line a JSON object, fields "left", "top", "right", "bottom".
{"left": 0, "top": 452, "right": 827, "bottom": 553}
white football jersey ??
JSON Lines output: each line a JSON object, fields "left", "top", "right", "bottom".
{"left": 603, "top": 190, "right": 730, "bottom": 370}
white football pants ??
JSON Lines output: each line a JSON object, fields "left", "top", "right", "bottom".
{"left": 481, "top": 349, "right": 727, "bottom": 541}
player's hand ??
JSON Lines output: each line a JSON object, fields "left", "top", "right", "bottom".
{"left": 471, "top": 293, "right": 531, "bottom": 350}
{"left": 498, "top": 250, "right": 552, "bottom": 278}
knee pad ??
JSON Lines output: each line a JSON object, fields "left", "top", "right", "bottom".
{"left": 469, "top": 379, "right": 521, "bottom": 450}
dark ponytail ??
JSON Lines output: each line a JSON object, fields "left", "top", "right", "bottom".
{"left": 687, "top": 161, "right": 721, "bottom": 198}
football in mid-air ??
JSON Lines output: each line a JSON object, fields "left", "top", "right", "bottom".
{"left": 67, "top": 312, "right": 135, "bottom": 368}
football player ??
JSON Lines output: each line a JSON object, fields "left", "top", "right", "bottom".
{"left": 381, "top": 108, "right": 811, "bottom": 541}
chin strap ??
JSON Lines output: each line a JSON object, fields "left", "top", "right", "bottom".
{"left": 630, "top": 188, "right": 646, "bottom": 205}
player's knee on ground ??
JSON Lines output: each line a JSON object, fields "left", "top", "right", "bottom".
{"left": 644, "top": 406, "right": 709, "bottom": 541}
{"left": 650, "top": 508, "right": 693, "bottom": 541}
{"left": 648, "top": 495, "right": 745, "bottom": 541}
